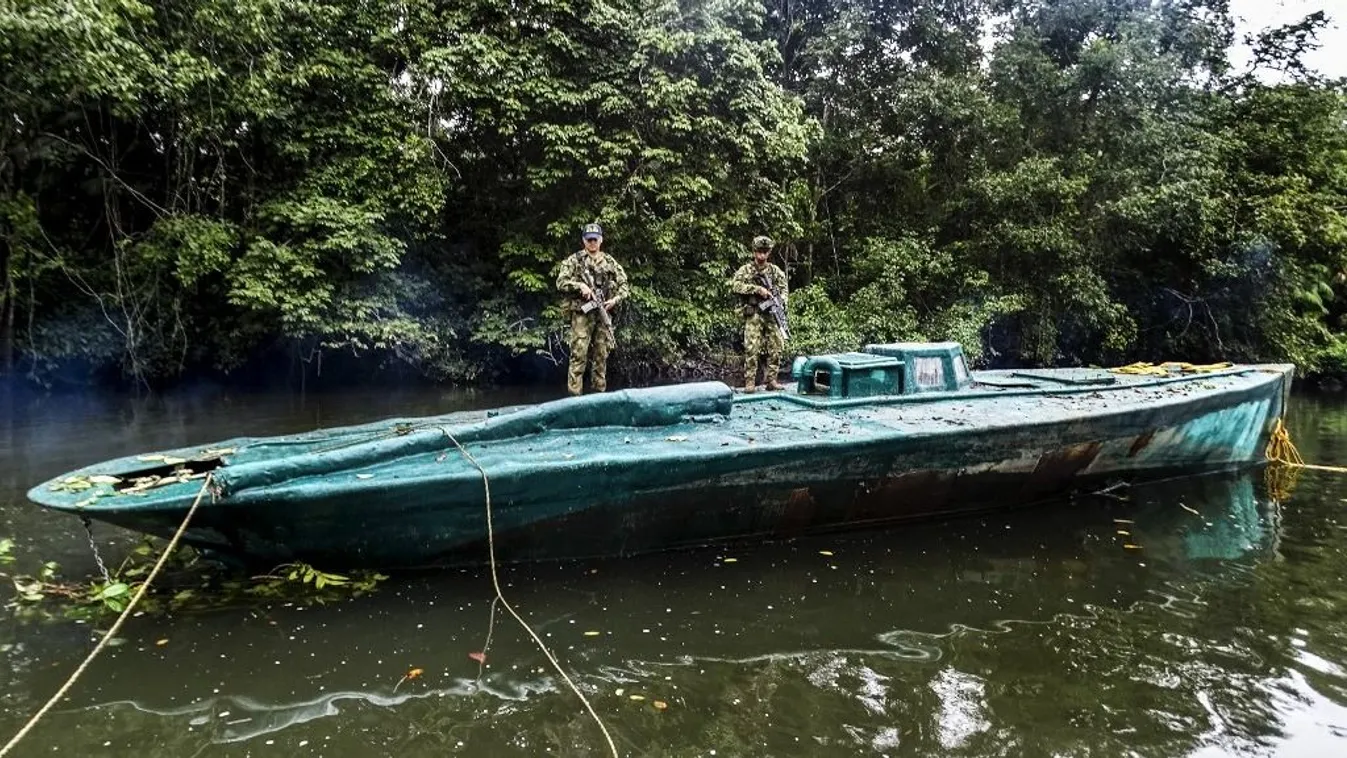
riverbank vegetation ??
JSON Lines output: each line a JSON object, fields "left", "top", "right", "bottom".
{"left": 2, "top": 0, "right": 1344, "bottom": 389}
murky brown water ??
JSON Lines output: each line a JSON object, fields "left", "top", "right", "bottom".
{"left": 1, "top": 386, "right": 1345, "bottom": 756}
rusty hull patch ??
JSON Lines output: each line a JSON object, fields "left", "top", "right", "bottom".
{"left": 847, "top": 470, "right": 955, "bottom": 521}
{"left": 1128, "top": 430, "right": 1156, "bottom": 457}
{"left": 773, "top": 486, "right": 818, "bottom": 537}
{"left": 1023, "top": 441, "right": 1103, "bottom": 498}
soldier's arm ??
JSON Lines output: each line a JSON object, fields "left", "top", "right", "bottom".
{"left": 556, "top": 256, "right": 585, "bottom": 294}
{"left": 610, "top": 260, "right": 631, "bottom": 304}
{"left": 729, "top": 265, "right": 759, "bottom": 295}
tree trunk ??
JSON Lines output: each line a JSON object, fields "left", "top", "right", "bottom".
{"left": 0, "top": 237, "right": 13, "bottom": 377}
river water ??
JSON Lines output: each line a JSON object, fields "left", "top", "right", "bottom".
{"left": 1, "top": 385, "right": 1345, "bottom": 756}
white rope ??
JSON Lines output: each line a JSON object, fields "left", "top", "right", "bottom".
{"left": 441, "top": 428, "right": 620, "bottom": 757}
{"left": 0, "top": 474, "right": 214, "bottom": 757}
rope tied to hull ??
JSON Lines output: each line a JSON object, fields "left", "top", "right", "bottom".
{"left": 1263, "top": 417, "right": 1347, "bottom": 501}
{"left": 0, "top": 474, "right": 214, "bottom": 758}
{"left": 1266, "top": 417, "right": 1347, "bottom": 473}
{"left": 1266, "top": 418, "right": 1305, "bottom": 467}
{"left": 438, "top": 427, "right": 620, "bottom": 758}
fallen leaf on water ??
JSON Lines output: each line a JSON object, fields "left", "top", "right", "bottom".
{"left": 583, "top": 630, "right": 601, "bottom": 637}
{"left": 629, "top": 694, "right": 645, "bottom": 701}
{"left": 653, "top": 700, "right": 668, "bottom": 710}
{"left": 392, "top": 667, "right": 423, "bottom": 693}
{"left": 1113, "top": 518, "right": 1134, "bottom": 524}
{"left": 1116, "top": 530, "right": 1131, "bottom": 536}
{"left": 155, "top": 639, "right": 168, "bottom": 646}
{"left": 722, "top": 558, "right": 738, "bottom": 564}
{"left": 819, "top": 550, "right": 834, "bottom": 556}
{"left": 468, "top": 652, "right": 486, "bottom": 664}
{"left": 1123, "top": 544, "right": 1143, "bottom": 550}
{"left": 615, "top": 688, "right": 625, "bottom": 696}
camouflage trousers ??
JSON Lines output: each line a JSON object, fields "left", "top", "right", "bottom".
{"left": 742, "top": 313, "right": 785, "bottom": 387}
{"left": 567, "top": 310, "right": 616, "bottom": 395}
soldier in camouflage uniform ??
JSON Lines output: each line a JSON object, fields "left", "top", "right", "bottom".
{"left": 729, "top": 235, "right": 788, "bottom": 392}
{"left": 555, "top": 223, "right": 631, "bottom": 395}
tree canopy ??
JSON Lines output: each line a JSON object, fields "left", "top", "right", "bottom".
{"left": 2, "top": 0, "right": 1344, "bottom": 387}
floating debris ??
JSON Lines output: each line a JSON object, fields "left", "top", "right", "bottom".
{"left": 393, "top": 667, "right": 424, "bottom": 693}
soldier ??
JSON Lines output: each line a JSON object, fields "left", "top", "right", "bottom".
{"left": 555, "top": 223, "right": 630, "bottom": 395}
{"left": 729, "top": 235, "right": 789, "bottom": 392}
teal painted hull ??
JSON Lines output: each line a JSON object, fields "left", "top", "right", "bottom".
{"left": 28, "top": 364, "right": 1295, "bottom": 569}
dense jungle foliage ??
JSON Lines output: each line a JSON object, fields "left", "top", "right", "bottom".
{"left": 1, "top": 0, "right": 1345, "bottom": 388}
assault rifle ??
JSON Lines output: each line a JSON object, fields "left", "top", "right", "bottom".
{"left": 578, "top": 258, "right": 614, "bottom": 337}
{"left": 754, "top": 272, "right": 789, "bottom": 341}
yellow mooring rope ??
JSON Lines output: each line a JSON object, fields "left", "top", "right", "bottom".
{"left": 1111, "top": 361, "right": 1235, "bottom": 376}
{"left": 0, "top": 474, "right": 214, "bottom": 758}
{"left": 439, "top": 427, "right": 621, "bottom": 758}
{"left": 1266, "top": 418, "right": 1305, "bottom": 467}
{"left": 1263, "top": 417, "right": 1347, "bottom": 501}
{"left": 1266, "top": 417, "right": 1347, "bottom": 472}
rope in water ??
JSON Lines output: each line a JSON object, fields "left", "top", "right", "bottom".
{"left": 0, "top": 474, "right": 214, "bottom": 758}
{"left": 1266, "top": 417, "right": 1347, "bottom": 473}
{"left": 439, "top": 427, "right": 620, "bottom": 758}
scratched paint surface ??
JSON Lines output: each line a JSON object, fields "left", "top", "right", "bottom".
{"left": 25, "top": 367, "right": 1292, "bottom": 567}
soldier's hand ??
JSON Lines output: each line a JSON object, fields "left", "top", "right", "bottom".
{"left": 579, "top": 284, "right": 593, "bottom": 299}
{"left": 756, "top": 286, "right": 771, "bottom": 298}
{"left": 603, "top": 298, "right": 617, "bottom": 311}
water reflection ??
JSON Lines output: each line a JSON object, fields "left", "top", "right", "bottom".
{"left": 4, "top": 468, "right": 1308, "bottom": 756}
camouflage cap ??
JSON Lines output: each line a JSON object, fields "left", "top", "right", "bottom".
{"left": 582, "top": 223, "right": 604, "bottom": 240}
{"left": 752, "top": 235, "right": 774, "bottom": 251}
